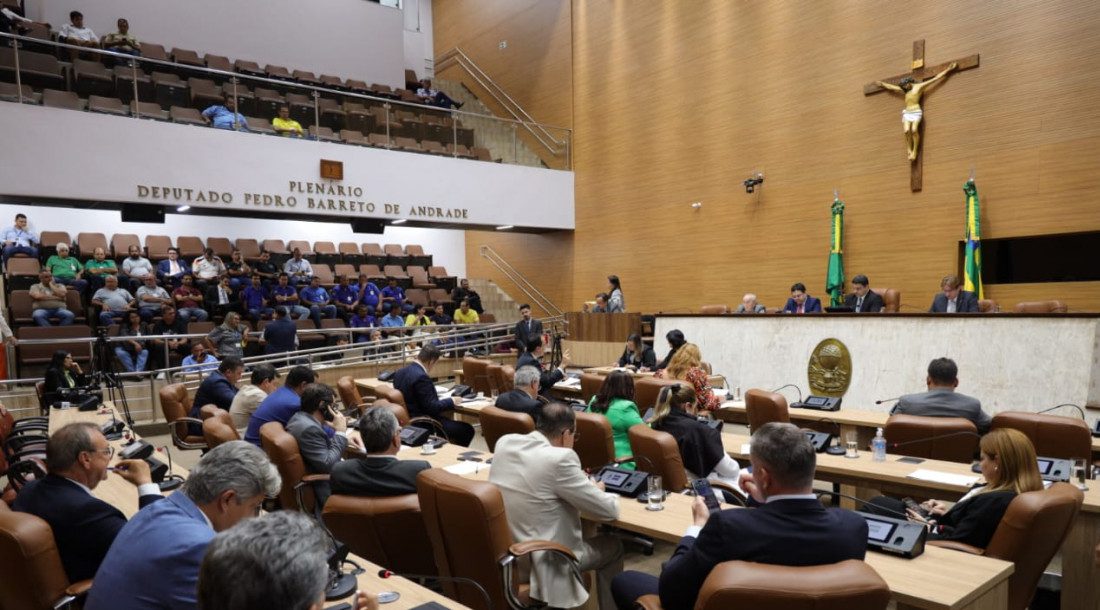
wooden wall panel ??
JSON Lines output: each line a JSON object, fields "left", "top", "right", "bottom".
{"left": 463, "top": 230, "right": 575, "bottom": 317}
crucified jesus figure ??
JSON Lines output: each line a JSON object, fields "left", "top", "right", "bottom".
{"left": 876, "top": 61, "right": 958, "bottom": 161}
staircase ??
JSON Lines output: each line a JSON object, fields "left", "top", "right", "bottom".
{"left": 434, "top": 77, "right": 546, "bottom": 168}
{"left": 469, "top": 278, "right": 523, "bottom": 325}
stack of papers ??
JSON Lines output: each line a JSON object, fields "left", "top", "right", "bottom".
{"left": 444, "top": 461, "right": 487, "bottom": 475}
{"left": 906, "top": 469, "right": 979, "bottom": 487}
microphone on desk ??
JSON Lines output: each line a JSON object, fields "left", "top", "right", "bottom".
{"left": 814, "top": 417, "right": 848, "bottom": 456}
{"left": 813, "top": 488, "right": 912, "bottom": 520}
{"left": 325, "top": 544, "right": 359, "bottom": 600}
{"left": 888, "top": 430, "right": 982, "bottom": 451}
{"left": 377, "top": 569, "right": 493, "bottom": 610}
{"left": 874, "top": 396, "right": 902, "bottom": 405}
{"left": 1037, "top": 403, "right": 1086, "bottom": 419}
{"left": 156, "top": 445, "right": 184, "bottom": 492}
{"left": 770, "top": 384, "right": 803, "bottom": 403}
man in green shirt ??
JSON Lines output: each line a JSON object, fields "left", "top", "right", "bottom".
{"left": 44, "top": 243, "right": 86, "bottom": 292}
{"left": 84, "top": 247, "right": 118, "bottom": 293}
{"left": 101, "top": 18, "right": 141, "bottom": 66}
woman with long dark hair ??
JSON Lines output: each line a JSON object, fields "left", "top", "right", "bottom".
{"left": 655, "top": 329, "right": 685, "bottom": 370}
{"left": 43, "top": 349, "right": 86, "bottom": 402}
{"left": 606, "top": 275, "right": 624, "bottom": 313}
{"left": 586, "top": 370, "right": 643, "bottom": 469}
{"left": 616, "top": 333, "right": 656, "bottom": 371}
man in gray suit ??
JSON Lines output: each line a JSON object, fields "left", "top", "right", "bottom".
{"left": 331, "top": 406, "right": 431, "bottom": 497}
{"left": 285, "top": 383, "right": 348, "bottom": 506}
{"left": 892, "top": 357, "right": 991, "bottom": 433}
{"left": 929, "top": 274, "right": 979, "bottom": 313}
{"left": 489, "top": 402, "right": 622, "bottom": 610}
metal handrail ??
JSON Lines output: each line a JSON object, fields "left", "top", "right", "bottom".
{"left": 434, "top": 47, "right": 570, "bottom": 163}
{"left": 478, "top": 245, "right": 564, "bottom": 317}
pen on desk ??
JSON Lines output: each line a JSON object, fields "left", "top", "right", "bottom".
{"left": 107, "top": 466, "right": 128, "bottom": 472}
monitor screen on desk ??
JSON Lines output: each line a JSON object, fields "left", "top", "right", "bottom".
{"left": 1036, "top": 458, "right": 1053, "bottom": 475}
{"left": 601, "top": 471, "right": 629, "bottom": 486}
{"left": 865, "top": 518, "right": 898, "bottom": 543}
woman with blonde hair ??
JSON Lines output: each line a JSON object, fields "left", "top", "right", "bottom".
{"left": 649, "top": 383, "right": 741, "bottom": 487}
{"left": 655, "top": 343, "right": 720, "bottom": 412}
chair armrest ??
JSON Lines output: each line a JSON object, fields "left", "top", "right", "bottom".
{"left": 707, "top": 480, "right": 747, "bottom": 506}
{"left": 500, "top": 540, "right": 584, "bottom": 610}
{"left": 408, "top": 416, "right": 449, "bottom": 441}
{"left": 613, "top": 455, "right": 635, "bottom": 465}
{"left": 927, "top": 540, "right": 985, "bottom": 555}
{"left": 298, "top": 474, "right": 331, "bottom": 484}
{"left": 64, "top": 580, "right": 93, "bottom": 596}
{"left": 634, "top": 594, "right": 663, "bottom": 610}
{"left": 169, "top": 417, "right": 207, "bottom": 450}
{"left": 509, "top": 540, "right": 578, "bottom": 562}
{"left": 294, "top": 475, "right": 331, "bottom": 518}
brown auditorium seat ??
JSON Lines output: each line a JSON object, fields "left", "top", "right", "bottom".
{"left": 383, "top": 246, "right": 408, "bottom": 265}
{"left": 317, "top": 97, "right": 346, "bottom": 130}
{"left": 75, "top": 233, "right": 108, "bottom": 258}
{"left": 428, "top": 288, "right": 453, "bottom": 308}
{"left": 333, "top": 264, "right": 357, "bottom": 281}
{"left": 579, "top": 373, "right": 604, "bottom": 405}
{"left": 286, "top": 240, "right": 314, "bottom": 257}
{"left": 345, "top": 103, "right": 375, "bottom": 134}
{"left": 130, "top": 100, "right": 169, "bottom": 121}
{"left": 699, "top": 304, "right": 728, "bottom": 314}
{"left": 319, "top": 74, "right": 344, "bottom": 88}
{"left": 38, "top": 231, "right": 71, "bottom": 258}
{"left": 479, "top": 312, "right": 497, "bottom": 324}
{"left": 309, "top": 125, "right": 340, "bottom": 142}
{"left": 206, "top": 237, "right": 233, "bottom": 259}
{"left": 0, "top": 509, "right": 93, "bottom": 609}
{"left": 573, "top": 412, "right": 618, "bottom": 471}
{"left": 8, "top": 290, "right": 35, "bottom": 325}
{"left": 202, "top": 415, "right": 239, "bottom": 449}
{"left": 629, "top": 425, "right": 688, "bottom": 491}
{"left": 499, "top": 365, "right": 516, "bottom": 392}
{"left": 472, "top": 147, "right": 495, "bottom": 162}
{"left": 462, "top": 357, "right": 493, "bottom": 395}
{"left": 339, "top": 128, "right": 368, "bottom": 145}
{"left": 884, "top": 414, "right": 978, "bottom": 463}
{"left": 265, "top": 64, "right": 293, "bottom": 80}
{"left": 373, "top": 399, "right": 410, "bottom": 424}
{"left": 335, "top": 376, "right": 369, "bottom": 413}
{"left": 745, "top": 388, "right": 790, "bottom": 433}
{"left": 634, "top": 376, "right": 680, "bottom": 412}
{"left": 259, "top": 421, "right": 324, "bottom": 515}
{"left": 991, "top": 411, "right": 1092, "bottom": 461}
{"left": 366, "top": 132, "right": 393, "bottom": 148}
{"left": 0, "top": 48, "right": 65, "bottom": 90}
{"left": 361, "top": 243, "right": 386, "bottom": 264}
{"left": 314, "top": 241, "right": 337, "bottom": 257}
{"left": 5, "top": 258, "right": 40, "bottom": 290}
{"left": 176, "top": 236, "right": 204, "bottom": 258}
{"left": 384, "top": 265, "right": 410, "bottom": 288}
{"left": 65, "top": 291, "right": 86, "bottom": 324}
{"left": 405, "top": 288, "right": 428, "bottom": 308}
{"left": 263, "top": 239, "right": 288, "bottom": 256}
{"left": 145, "top": 235, "right": 172, "bottom": 260}
{"left": 313, "top": 264, "right": 335, "bottom": 287}
{"left": 486, "top": 364, "right": 510, "bottom": 394}
{"left": 345, "top": 79, "right": 369, "bottom": 93}
{"left": 151, "top": 72, "right": 189, "bottom": 111}
{"left": 187, "top": 321, "right": 215, "bottom": 335}
{"left": 73, "top": 58, "right": 114, "bottom": 97}
{"left": 405, "top": 244, "right": 431, "bottom": 267}
{"left": 170, "top": 105, "right": 206, "bottom": 126}
{"left": 110, "top": 234, "right": 140, "bottom": 260}
{"left": 140, "top": 43, "right": 169, "bottom": 62}
{"left": 871, "top": 287, "right": 901, "bottom": 312}
{"left": 41, "top": 88, "right": 82, "bottom": 110}
{"left": 285, "top": 92, "right": 314, "bottom": 125}
{"left": 236, "top": 238, "right": 262, "bottom": 262}
{"left": 323, "top": 493, "right": 438, "bottom": 577}
{"left": 420, "top": 140, "right": 446, "bottom": 155}
{"left": 170, "top": 48, "right": 203, "bottom": 67}
{"left": 1013, "top": 300, "right": 1068, "bottom": 313}
{"left": 234, "top": 59, "right": 264, "bottom": 76}
{"left": 187, "top": 77, "right": 223, "bottom": 109}
{"left": 408, "top": 267, "right": 436, "bottom": 289}
{"left": 248, "top": 117, "right": 276, "bottom": 135}
{"left": 158, "top": 383, "right": 205, "bottom": 451}
{"left": 393, "top": 136, "right": 422, "bottom": 153}
{"left": 480, "top": 406, "right": 535, "bottom": 452}
{"left": 203, "top": 54, "right": 232, "bottom": 73}
{"left": 252, "top": 87, "right": 285, "bottom": 117}
{"left": 446, "top": 143, "right": 476, "bottom": 159}
{"left": 360, "top": 265, "right": 386, "bottom": 284}
{"left": 978, "top": 299, "right": 998, "bottom": 313}
{"left": 296, "top": 319, "right": 325, "bottom": 349}
{"left": 428, "top": 266, "right": 457, "bottom": 291}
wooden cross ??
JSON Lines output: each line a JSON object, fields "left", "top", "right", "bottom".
{"left": 864, "top": 40, "right": 979, "bottom": 191}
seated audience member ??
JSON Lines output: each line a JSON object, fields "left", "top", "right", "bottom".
{"left": 120, "top": 244, "right": 154, "bottom": 291}
{"left": 224, "top": 249, "right": 251, "bottom": 290}
{"left": 929, "top": 274, "right": 979, "bottom": 313}
{"left": 172, "top": 274, "right": 210, "bottom": 323}
{"left": 331, "top": 275, "right": 359, "bottom": 319}
{"left": 272, "top": 273, "right": 311, "bottom": 319}
{"left": 452, "top": 299, "right": 479, "bottom": 324}
{"left": 1, "top": 212, "right": 38, "bottom": 267}
{"left": 587, "top": 370, "right": 643, "bottom": 468}
{"left": 490, "top": 402, "right": 621, "bottom": 610}
{"left": 655, "top": 329, "right": 686, "bottom": 371}
{"left": 272, "top": 104, "right": 304, "bottom": 138}
{"left": 0, "top": 7, "right": 49, "bottom": 37}
{"left": 207, "top": 276, "right": 239, "bottom": 319}
{"left": 332, "top": 406, "right": 431, "bottom": 497}
{"left": 30, "top": 270, "right": 76, "bottom": 326}
{"left": 91, "top": 275, "right": 135, "bottom": 327}
{"left": 156, "top": 247, "right": 189, "bottom": 287}
{"left": 115, "top": 310, "right": 150, "bottom": 373}
{"left": 191, "top": 247, "right": 226, "bottom": 291}
{"left": 151, "top": 306, "right": 190, "bottom": 368}
{"left": 735, "top": 292, "right": 766, "bottom": 314}
{"left": 870, "top": 428, "right": 1042, "bottom": 549}
{"left": 513, "top": 303, "right": 542, "bottom": 352}
{"left": 380, "top": 303, "right": 405, "bottom": 328}
{"left": 241, "top": 274, "right": 273, "bottom": 322}
{"left": 83, "top": 442, "right": 281, "bottom": 610}
{"left": 197, "top": 510, "right": 379, "bottom": 610}
{"left": 363, "top": 328, "right": 393, "bottom": 359}
{"left": 100, "top": 17, "right": 140, "bottom": 62}
{"left": 844, "top": 274, "right": 885, "bottom": 313}
{"left": 206, "top": 311, "right": 247, "bottom": 359}
{"left": 517, "top": 336, "right": 570, "bottom": 398}
{"left": 284, "top": 248, "right": 313, "bottom": 285}
{"left": 649, "top": 384, "right": 741, "bottom": 487}
{"left": 349, "top": 304, "right": 376, "bottom": 342}
{"left": 262, "top": 306, "right": 298, "bottom": 355}
{"left": 135, "top": 274, "right": 172, "bottom": 321}
{"left": 13, "top": 422, "right": 162, "bottom": 583}
{"left": 430, "top": 302, "right": 453, "bottom": 325}
{"left": 43, "top": 350, "right": 86, "bottom": 402}
{"left": 495, "top": 365, "right": 544, "bottom": 418}
{"left": 252, "top": 250, "right": 279, "bottom": 286}
{"left": 783, "top": 282, "right": 822, "bottom": 314}
{"left": 44, "top": 243, "right": 87, "bottom": 292}
{"left": 356, "top": 273, "right": 382, "bottom": 312}
{"left": 381, "top": 278, "right": 406, "bottom": 312}
{"left": 656, "top": 343, "right": 720, "bottom": 412}
{"left": 244, "top": 366, "right": 318, "bottom": 445}
{"left": 182, "top": 343, "right": 219, "bottom": 374}
{"left": 57, "top": 11, "right": 98, "bottom": 58}
{"left": 584, "top": 293, "right": 608, "bottom": 313}
{"left": 617, "top": 333, "right": 656, "bottom": 370}
{"left": 230, "top": 363, "right": 279, "bottom": 429}
{"left": 394, "top": 344, "right": 473, "bottom": 446}
{"left": 892, "top": 357, "right": 991, "bottom": 433}
{"left": 202, "top": 95, "right": 249, "bottom": 131}
{"left": 191, "top": 356, "right": 244, "bottom": 422}
{"left": 451, "top": 278, "right": 483, "bottom": 313}
{"left": 610, "top": 422, "right": 868, "bottom": 610}
{"left": 404, "top": 303, "right": 433, "bottom": 327}
{"left": 286, "top": 383, "right": 348, "bottom": 505}
{"left": 300, "top": 276, "right": 337, "bottom": 325}
{"left": 83, "top": 247, "right": 118, "bottom": 293}
{"left": 606, "top": 275, "right": 625, "bottom": 312}
{"left": 416, "top": 78, "right": 464, "bottom": 109}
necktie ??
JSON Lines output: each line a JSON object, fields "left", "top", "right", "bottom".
{"left": 856, "top": 296, "right": 863, "bottom": 311}
{"left": 219, "top": 287, "right": 228, "bottom": 305}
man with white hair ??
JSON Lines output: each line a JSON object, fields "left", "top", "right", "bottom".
{"left": 494, "top": 365, "right": 544, "bottom": 418}
{"left": 735, "top": 293, "right": 766, "bottom": 314}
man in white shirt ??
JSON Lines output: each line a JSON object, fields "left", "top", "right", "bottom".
{"left": 283, "top": 247, "right": 313, "bottom": 286}
{"left": 0, "top": 6, "right": 50, "bottom": 35}
{"left": 229, "top": 364, "right": 278, "bottom": 429}
{"left": 120, "top": 244, "right": 154, "bottom": 292}
{"left": 57, "top": 10, "right": 98, "bottom": 59}
{"left": 191, "top": 247, "right": 227, "bottom": 290}
{"left": 1, "top": 213, "right": 38, "bottom": 268}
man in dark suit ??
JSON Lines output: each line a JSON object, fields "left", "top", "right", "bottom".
{"left": 843, "top": 274, "right": 885, "bottom": 313}
{"left": 892, "top": 357, "right": 991, "bottom": 433}
{"left": 929, "top": 274, "right": 979, "bottom": 313}
{"left": 782, "top": 282, "right": 823, "bottom": 314}
{"left": 514, "top": 303, "right": 544, "bottom": 352}
{"left": 190, "top": 356, "right": 244, "bottom": 434}
{"left": 494, "top": 365, "right": 545, "bottom": 418}
{"left": 13, "top": 422, "right": 164, "bottom": 583}
{"left": 394, "top": 343, "right": 475, "bottom": 446}
{"left": 285, "top": 383, "right": 348, "bottom": 506}
{"left": 610, "top": 422, "right": 868, "bottom": 610}
{"left": 331, "top": 406, "right": 431, "bottom": 496}
{"left": 517, "top": 336, "right": 571, "bottom": 398}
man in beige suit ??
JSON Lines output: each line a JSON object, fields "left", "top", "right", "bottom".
{"left": 489, "top": 402, "right": 623, "bottom": 610}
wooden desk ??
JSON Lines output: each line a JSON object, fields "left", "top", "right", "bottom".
{"left": 354, "top": 377, "right": 494, "bottom": 423}
{"left": 584, "top": 366, "right": 726, "bottom": 387}
{"left": 355, "top": 556, "right": 474, "bottom": 609}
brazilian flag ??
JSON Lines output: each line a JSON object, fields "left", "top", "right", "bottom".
{"left": 963, "top": 180, "right": 983, "bottom": 299}
{"left": 825, "top": 197, "right": 845, "bottom": 307}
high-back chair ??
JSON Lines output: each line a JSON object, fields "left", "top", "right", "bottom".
{"left": 745, "top": 389, "right": 790, "bottom": 433}
{"left": 884, "top": 414, "right": 978, "bottom": 463}
{"left": 336, "top": 376, "right": 369, "bottom": 413}
{"left": 990, "top": 411, "right": 1092, "bottom": 461}
{"left": 871, "top": 287, "right": 901, "bottom": 313}
{"left": 579, "top": 373, "right": 605, "bottom": 405}
{"left": 479, "top": 406, "right": 535, "bottom": 452}
{"left": 158, "top": 383, "right": 206, "bottom": 450}
{"left": 628, "top": 424, "right": 688, "bottom": 491}
{"left": 462, "top": 357, "right": 493, "bottom": 395}
{"left": 322, "top": 493, "right": 438, "bottom": 577}
{"left": 573, "top": 412, "right": 618, "bottom": 471}
{"left": 259, "top": 422, "right": 326, "bottom": 516}
{"left": 373, "top": 384, "right": 407, "bottom": 408}
{"left": 0, "top": 509, "right": 92, "bottom": 609}
{"left": 201, "top": 415, "right": 240, "bottom": 449}
{"left": 634, "top": 376, "right": 680, "bottom": 412}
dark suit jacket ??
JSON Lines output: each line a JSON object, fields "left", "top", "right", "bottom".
{"left": 330, "top": 455, "right": 431, "bottom": 497}
{"left": 618, "top": 346, "right": 657, "bottom": 370}
{"left": 658, "top": 498, "right": 868, "bottom": 610}
{"left": 514, "top": 318, "right": 544, "bottom": 351}
{"left": 191, "top": 371, "right": 237, "bottom": 417}
{"left": 892, "top": 389, "right": 991, "bottom": 434}
{"left": 286, "top": 411, "right": 348, "bottom": 505}
{"left": 42, "top": 367, "right": 87, "bottom": 403}
{"left": 393, "top": 362, "right": 455, "bottom": 420}
{"left": 782, "top": 296, "right": 823, "bottom": 313}
{"left": 494, "top": 389, "right": 543, "bottom": 418}
{"left": 929, "top": 290, "right": 979, "bottom": 313}
{"left": 12, "top": 475, "right": 162, "bottom": 582}
{"left": 843, "top": 291, "right": 885, "bottom": 313}
{"left": 931, "top": 488, "right": 1016, "bottom": 549}
{"left": 516, "top": 351, "right": 563, "bottom": 397}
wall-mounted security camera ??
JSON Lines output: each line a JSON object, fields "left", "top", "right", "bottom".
{"left": 743, "top": 173, "right": 765, "bottom": 194}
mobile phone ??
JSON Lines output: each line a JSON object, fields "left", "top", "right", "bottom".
{"left": 690, "top": 479, "right": 722, "bottom": 514}
{"left": 902, "top": 497, "right": 930, "bottom": 519}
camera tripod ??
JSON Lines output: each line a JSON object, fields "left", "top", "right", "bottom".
{"left": 92, "top": 331, "right": 135, "bottom": 426}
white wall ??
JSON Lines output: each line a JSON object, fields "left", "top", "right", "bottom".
{"left": 402, "top": 0, "right": 435, "bottom": 79}
{"left": 28, "top": 0, "right": 406, "bottom": 88}
{"left": 0, "top": 203, "right": 467, "bottom": 277}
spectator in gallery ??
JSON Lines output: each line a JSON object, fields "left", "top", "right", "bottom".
{"left": 332, "top": 275, "right": 359, "bottom": 319}
{"left": 782, "top": 282, "right": 822, "bottom": 314}
{"left": 380, "top": 303, "right": 405, "bottom": 328}
{"left": 453, "top": 299, "right": 479, "bottom": 324}
{"left": 100, "top": 17, "right": 141, "bottom": 65}
{"left": 416, "top": 78, "right": 464, "bottom": 109}
{"left": 206, "top": 311, "right": 247, "bottom": 359}
{"left": 115, "top": 310, "right": 150, "bottom": 373}
{"left": 252, "top": 250, "right": 279, "bottom": 286}
{"left": 606, "top": 275, "right": 625, "bottom": 313}
{"left": 430, "top": 302, "right": 453, "bottom": 326}
{"left": 57, "top": 10, "right": 98, "bottom": 60}
{"left": 191, "top": 247, "right": 226, "bottom": 290}
{"left": 0, "top": 5, "right": 50, "bottom": 36}
{"left": 272, "top": 104, "right": 304, "bottom": 138}
{"left": 44, "top": 243, "right": 87, "bottom": 293}
{"left": 135, "top": 275, "right": 172, "bottom": 321}
{"left": 356, "top": 273, "right": 382, "bottom": 312}
{"left": 1, "top": 212, "right": 38, "bottom": 267}
{"left": 91, "top": 275, "right": 135, "bottom": 327}
{"left": 156, "top": 247, "right": 189, "bottom": 287}
{"left": 349, "top": 305, "right": 376, "bottom": 343}
{"left": 450, "top": 278, "right": 482, "bottom": 313}
{"left": 271, "top": 273, "right": 310, "bottom": 319}
{"left": 151, "top": 306, "right": 190, "bottom": 369}
{"left": 172, "top": 274, "right": 209, "bottom": 323}
{"left": 83, "top": 246, "right": 118, "bottom": 293}
{"left": 300, "top": 276, "right": 337, "bottom": 326}
{"left": 224, "top": 249, "right": 251, "bottom": 291}
{"left": 30, "top": 270, "right": 76, "bottom": 326}
{"left": 381, "top": 278, "right": 406, "bottom": 313}
{"left": 120, "top": 244, "right": 154, "bottom": 292}
{"left": 736, "top": 292, "right": 767, "bottom": 314}
{"left": 404, "top": 304, "right": 433, "bottom": 328}
{"left": 182, "top": 343, "right": 219, "bottom": 374}
{"left": 283, "top": 247, "right": 314, "bottom": 285}
{"left": 207, "top": 276, "right": 240, "bottom": 319}
{"left": 241, "top": 275, "right": 273, "bottom": 322}
{"left": 202, "top": 95, "right": 249, "bottom": 131}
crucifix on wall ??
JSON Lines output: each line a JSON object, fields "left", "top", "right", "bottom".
{"left": 864, "top": 40, "right": 979, "bottom": 191}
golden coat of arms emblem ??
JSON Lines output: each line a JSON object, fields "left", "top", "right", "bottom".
{"left": 807, "top": 338, "right": 851, "bottom": 397}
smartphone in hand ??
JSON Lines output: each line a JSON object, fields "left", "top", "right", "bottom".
{"left": 691, "top": 479, "right": 722, "bottom": 514}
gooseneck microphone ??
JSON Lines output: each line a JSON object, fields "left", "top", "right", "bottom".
{"left": 888, "top": 430, "right": 982, "bottom": 450}
{"left": 770, "top": 384, "right": 803, "bottom": 403}
{"left": 377, "top": 569, "right": 493, "bottom": 610}
{"left": 1037, "top": 403, "right": 1086, "bottom": 419}
{"left": 326, "top": 544, "right": 359, "bottom": 600}
{"left": 874, "top": 396, "right": 902, "bottom": 405}
{"left": 814, "top": 417, "right": 848, "bottom": 456}
{"left": 813, "top": 489, "right": 911, "bottom": 520}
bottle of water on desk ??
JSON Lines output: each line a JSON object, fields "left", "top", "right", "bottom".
{"left": 872, "top": 427, "right": 886, "bottom": 462}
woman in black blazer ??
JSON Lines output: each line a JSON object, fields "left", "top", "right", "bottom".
{"left": 616, "top": 333, "right": 656, "bottom": 371}
{"left": 648, "top": 384, "right": 742, "bottom": 488}
{"left": 43, "top": 349, "right": 87, "bottom": 403}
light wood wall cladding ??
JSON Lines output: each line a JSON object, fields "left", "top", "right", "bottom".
{"left": 463, "top": 230, "right": 575, "bottom": 318}
{"left": 446, "top": 1, "right": 1100, "bottom": 312}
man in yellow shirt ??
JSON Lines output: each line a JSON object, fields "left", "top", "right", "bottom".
{"left": 453, "top": 299, "right": 480, "bottom": 324}
{"left": 272, "top": 105, "right": 303, "bottom": 138}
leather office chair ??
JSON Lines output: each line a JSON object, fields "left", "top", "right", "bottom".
{"left": 202, "top": 415, "right": 240, "bottom": 449}
{"left": 371, "top": 400, "right": 411, "bottom": 426}
{"left": 198, "top": 404, "right": 225, "bottom": 420}
{"left": 374, "top": 383, "right": 406, "bottom": 408}
{"left": 479, "top": 406, "right": 535, "bottom": 452}
{"left": 628, "top": 424, "right": 688, "bottom": 490}
{"left": 636, "top": 559, "right": 890, "bottom": 610}
{"left": 871, "top": 287, "right": 901, "bottom": 313}
{"left": 158, "top": 383, "right": 206, "bottom": 451}
{"left": 336, "top": 376, "right": 370, "bottom": 413}
{"left": 929, "top": 483, "right": 1083, "bottom": 610}
{"left": 990, "top": 411, "right": 1092, "bottom": 461}
{"left": 417, "top": 468, "right": 585, "bottom": 610}
{"left": 499, "top": 365, "right": 516, "bottom": 392}
{"left": 745, "top": 389, "right": 790, "bottom": 433}
{"left": 0, "top": 509, "right": 92, "bottom": 609}
{"left": 259, "top": 421, "right": 326, "bottom": 517}
{"left": 35, "top": 381, "right": 48, "bottom": 415}
{"left": 580, "top": 373, "right": 605, "bottom": 404}
{"left": 486, "top": 364, "right": 504, "bottom": 395}
{"left": 699, "top": 304, "right": 729, "bottom": 315}
{"left": 884, "top": 415, "right": 978, "bottom": 463}
{"left": 1012, "top": 300, "right": 1068, "bottom": 313}
{"left": 634, "top": 376, "right": 679, "bottom": 412}
{"left": 978, "top": 299, "right": 998, "bottom": 313}
{"left": 323, "top": 493, "right": 438, "bottom": 577}
{"left": 573, "top": 411, "right": 621, "bottom": 471}
{"left": 463, "top": 357, "right": 493, "bottom": 395}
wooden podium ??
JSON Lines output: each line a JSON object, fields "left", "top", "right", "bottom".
{"left": 562, "top": 312, "right": 642, "bottom": 366}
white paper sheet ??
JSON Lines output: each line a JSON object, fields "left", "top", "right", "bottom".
{"left": 443, "top": 461, "right": 487, "bottom": 476}
{"left": 906, "top": 469, "right": 979, "bottom": 487}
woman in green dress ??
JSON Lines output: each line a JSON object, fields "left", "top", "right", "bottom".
{"left": 587, "top": 370, "right": 644, "bottom": 469}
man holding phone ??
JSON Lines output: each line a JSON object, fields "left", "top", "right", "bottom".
{"left": 285, "top": 383, "right": 347, "bottom": 507}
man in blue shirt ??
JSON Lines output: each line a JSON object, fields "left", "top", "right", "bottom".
{"left": 357, "top": 273, "right": 382, "bottom": 312}
{"left": 261, "top": 307, "right": 298, "bottom": 355}
{"left": 1, "top": 212, "right": 38, "bottom": 267}
{"left": 270, "top": 273, "right": 310, "bottom": 319}
{"left": 381, "top": 278, "right": 406, "bottom": 313}
{"left": 380, "top": 303, "right": 405, "bottom": 328}
{"left": 331, "top": 275, "right": 359, "bottom": 320}
{"left": 244, "top": 366, "right": 317, "bottom": 445}
{"left": 201, "top": 95, "right": 249, "bottom": 131}
{"left": 241, "top": 274, "right": 272, "bottom": 322}
{"left": 299, "top": 276, "right": 337, "bottom": 326}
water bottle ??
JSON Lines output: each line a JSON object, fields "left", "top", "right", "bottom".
{"left": 872, "top": 427, "right": 887, "bottom": 462}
